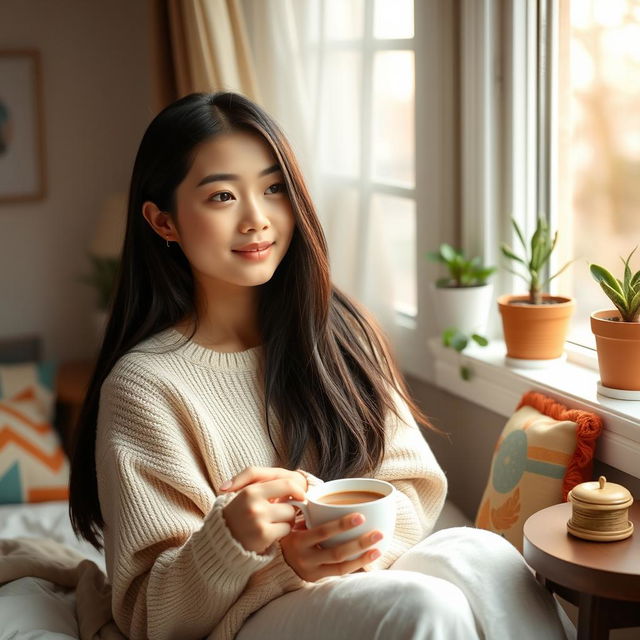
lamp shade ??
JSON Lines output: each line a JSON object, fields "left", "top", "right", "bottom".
{"left": 90, "top": 193, "right": 128, "bottom": 258}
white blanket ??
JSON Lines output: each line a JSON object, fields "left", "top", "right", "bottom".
{"left": 0, "top": 501, "right": 119, "bottom": 640}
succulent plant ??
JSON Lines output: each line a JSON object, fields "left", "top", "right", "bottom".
{"left": 590, "top": 248, "right": 640, "bottom": 322}
{"left": 500, "top": 217, "right": 572, "bottom": 305}
{"left": 427, "top": 244, "right": 496, "bottom": 288}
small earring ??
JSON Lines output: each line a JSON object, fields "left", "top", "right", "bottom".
{"left": 166, "top": 237, "right": 171, "bottom": 248}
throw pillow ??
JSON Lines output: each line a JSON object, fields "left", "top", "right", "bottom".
{"left": 475, "top": 391, "right": 603, "bottom": 552}
{"left": 0, "top": 389, "right": 69, "bottom": 504}
{"left": 0, "top": 361, "right": 57, "bottom": 422}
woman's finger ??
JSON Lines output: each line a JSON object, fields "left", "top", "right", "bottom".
{"left": 252, "top": 478, "right": 306, "bottom": 502}
{"left": 302, "top": 512, "right": 366, "bottom": 546}
{"left": 219, "top": 466, "right": 280, "bottom": 491}
{"left": 315, "top": 529, "right": 383, "bottom": 565}
{"left": 266, "top": 521, "right": 293, "bottom": 543}
{"left": 220, "top": 466, "right": 304, "bottom": 492}
{"left": 265, "top": 502, "right": 298, "bottom": 523}
{"left": 314, "top": 546, "right": 382, "bottom": 580}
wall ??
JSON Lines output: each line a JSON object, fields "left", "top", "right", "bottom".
{"left": 0, "top": 0, "right": 152, "bottom": 361}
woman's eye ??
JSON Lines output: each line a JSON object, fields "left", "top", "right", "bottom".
{"left": 209, "top": 192, "right": 233, "bottom": 202}
{"left": 266, "top": 183, "right": 286, "bottom": 195}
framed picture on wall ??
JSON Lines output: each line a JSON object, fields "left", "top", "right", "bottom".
{"left": 0, "top": 49, "right": 47, "bottom": 203}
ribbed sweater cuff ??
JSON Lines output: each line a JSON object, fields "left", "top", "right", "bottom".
{"left": 194, "top": 495, "right": 276, "bottom": 589}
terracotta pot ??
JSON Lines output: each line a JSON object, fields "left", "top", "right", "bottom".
{"left": 591, "top": 310, "right": 640, "bottom": 391}
{"left": 498, "top": 294, "right": 575, "bottom": 360}
{"left": 429, "top": 282, "right": 494, "bottom": 336}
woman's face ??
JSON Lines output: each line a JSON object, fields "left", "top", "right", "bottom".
{"left": 172, "top": 130, "right": 296, "bottom": 291}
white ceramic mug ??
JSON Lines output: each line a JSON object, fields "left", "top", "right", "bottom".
{"left": 289, "top": 478, "right": 396, "bottom": 560}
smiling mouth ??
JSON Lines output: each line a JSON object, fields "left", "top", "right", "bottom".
{"left": 232, "top": 242, "right": 275, "bottom": 253}
{"left": 231, "top": 243, "right": 275, "bottom": 261}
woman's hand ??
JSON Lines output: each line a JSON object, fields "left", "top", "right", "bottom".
{"left": 219, "top": 466, "right": 307, "bottom": 495}
{"left": 220, "top": 467, "right": 307, "bottom": 555}
{"left": 280, "top": 513, "right": 383, "bottom": 582}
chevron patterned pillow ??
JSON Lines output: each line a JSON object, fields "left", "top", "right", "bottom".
{"left": 0, "top": 360, "right": 56, "bottom": 421}
{"left": 0, "top": 386, "right": 69, "bottom": 505}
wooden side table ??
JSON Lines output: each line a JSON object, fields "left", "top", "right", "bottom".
{"left": 56, "top": 359, "right": 95, "bottom": 453}
{"left": 523, "top": 502, "right": 640, "bottom": 640}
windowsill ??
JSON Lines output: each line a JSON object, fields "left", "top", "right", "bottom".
{"left": 428, "top": 337, "right": 640, "bottom": 479}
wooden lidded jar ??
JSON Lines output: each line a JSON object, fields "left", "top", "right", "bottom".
{"left": 567, "top": 476, "right": 634, "bottom": 542}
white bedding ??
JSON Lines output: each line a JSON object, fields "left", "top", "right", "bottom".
{"left": 0, "top": 501, "right": 106, "bottom": 640}
{"left": 0, "top": 499, "right": 470, "bottom": 640}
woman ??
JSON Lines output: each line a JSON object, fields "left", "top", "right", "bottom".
{"left": 69, "top": 92, "right": 569, "bottom": 640}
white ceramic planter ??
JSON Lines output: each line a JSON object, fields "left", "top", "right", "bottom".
{"left": 429, "top": 282, "right": 494, "bottom": 336}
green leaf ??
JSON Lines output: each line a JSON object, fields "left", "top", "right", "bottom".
{"left": 529, "top": 218, "right": 545, "bottom": 269}
{"left": 536, "top": 231, "right": 558, "bottom": 272}
{"left": 440, "top": 244, "right": 458, "bottom": 264}
{"left": 545, "top": 259, "right": 574, "bottom": 285}
{"left": 628, "top": 288, "right": 640, "bottom": 321}
{"left": 500, "top": 244, "right": 527, "bottom": 265}
{"left": 471, "top": 334, "right": 489, "bottom": 347}
{"left": 631, "top": 270, "right": 640, "bottom": 290}
{"left": 475, "top": 267, "right": 496, "bottom": 284}
{"left": 504, "top": 264, "right": 530, "bottom": 285}
{"left": 590, "top": 264, "right": 624, "bottom": 296}
{"left": 442, "top": 327, "right": 457, "bottom": 347}
{"left": 426, "top": 251, "right": 443, "bottom": 263}
{"left": 511, "top": 218, "right": 528, "bottom": 254}
{"left": 600, "top": 281, "right": 629, "bottom": 316}
{"left": 623, "top": 257, "right": 632, "bottom": 294}
{"left": 460, "top": 365, "right": 472, "bottom": 381}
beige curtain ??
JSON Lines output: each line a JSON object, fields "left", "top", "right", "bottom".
{"left": 149, "top": 0, "right": 260, "bottom": 111}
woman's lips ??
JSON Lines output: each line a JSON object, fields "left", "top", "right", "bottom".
{"left": 232, "top": 243, "right": 274, "bottom": 261}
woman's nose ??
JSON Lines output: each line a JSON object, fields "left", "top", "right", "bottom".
{"left": 239, "top": 198, "right": 270, "bottom": 232}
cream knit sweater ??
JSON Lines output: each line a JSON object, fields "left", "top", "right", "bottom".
{"left": 95, "top": 328, "right": 447, "bottom": 640}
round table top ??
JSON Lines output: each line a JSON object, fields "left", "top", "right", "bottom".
{"left": 523, "top": 501, "right": 640, "bottom": 601}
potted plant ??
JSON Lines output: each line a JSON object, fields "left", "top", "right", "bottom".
{"left": 589, "top": 248, "right": 640, "bottom": 397}
{"left": 427, "top": 244, "right": 496, "bottom": 336}
{"left": 498, "top": 217, "right": 574, "bottom": 363}
{"left": 79, "top": 255, "right": 120, "bottom": 341}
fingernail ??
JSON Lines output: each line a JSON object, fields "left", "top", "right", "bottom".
{"left": 371, "top": 532, "right": 383, "bottom": 543}
{"left": 370, "top": 549, "right": 381, "bottom": 560}
{"left": 220, "top": 480, "right": 231, "bottom": 491}
{"left": 351, "top": 514, "right": 365, "bottom": 526}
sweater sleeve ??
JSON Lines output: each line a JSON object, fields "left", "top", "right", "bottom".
{"left": 95, "top": 364, "right": 292, "bottom": 640}
{"left": 363, "top": 387, "right": 447, "bottom": 570}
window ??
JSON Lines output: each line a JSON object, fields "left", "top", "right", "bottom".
{"left": 303, "top": 0, "right": 417, "bottom": 317}
{"left": 551, "top": 0, "right": 640, "bottom": 348}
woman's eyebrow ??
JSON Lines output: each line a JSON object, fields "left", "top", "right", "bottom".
{"left": 196, "top": 163, "right": 281, "bottom": 188}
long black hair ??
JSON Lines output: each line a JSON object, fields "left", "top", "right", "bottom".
{"left": 69, "top": 92, "right": 435, "bottom": 550}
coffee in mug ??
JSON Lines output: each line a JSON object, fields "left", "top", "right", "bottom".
{"left": 316, "top": 490, "right": 385, "bottom": 505}
{"left": 288, "top": 478, "right": 396, "bottom": 560}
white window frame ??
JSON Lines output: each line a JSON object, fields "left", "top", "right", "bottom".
{"left": 395, "top": 0, "right": 457, "bottom": 379}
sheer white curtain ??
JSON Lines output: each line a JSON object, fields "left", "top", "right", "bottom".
{"left": 242, "top": 0, "right": 397, "bottom": 334}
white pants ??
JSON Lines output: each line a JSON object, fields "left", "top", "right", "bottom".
{"left": 237, "top": 527, "right": 573, "bottom": 640}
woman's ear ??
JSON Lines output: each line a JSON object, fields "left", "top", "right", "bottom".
{"left": 142, "top": 201, "right": 180, "bottom": 243}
